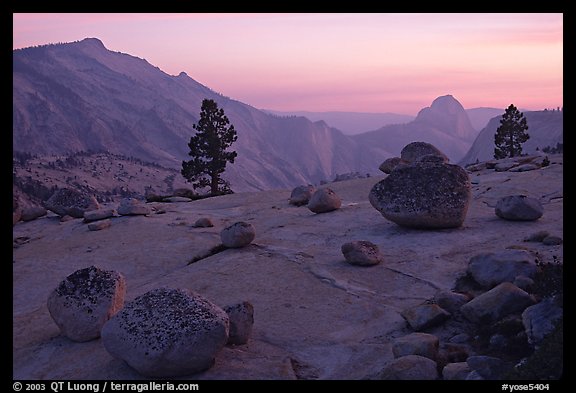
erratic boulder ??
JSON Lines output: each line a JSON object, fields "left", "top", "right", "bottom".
{"left": 220, "top": 222, "right": 256, "bottom": 248}
{"left": 117, "top": 198, "right": 151, "bottom": 216}
{"left": 400, "top": 141, "right": 449, "bottom": 164}
{"left": 467, "top": 250, "right": 537, "bottom": 288}
{"left": 223, "top": 301, "right": 254, "bottom": 345}
{"left": 495, "top": 195, "right": 543, "bottom": 221}
{"left": 101, "top": 288, "right": 229, "bottom": 377}
{"left": 45, "top": 188, "right": 100, "bottom": 218}
{"left": 461, "top": 282, "right": 535, "bottom": 324}
{"left": 341, "top": 240, "right": 383, "bottom": 266}
{"left": 369, "top": 156, "right": 471, "bottom": 229}
{"left": 47, "top": 266, "right": 126, "bottom": 342}
{"left": 308, "top": 188, "right": 341, "bottom": 213}
{"left": 289, "top": 185, "right": 315, "bottom": 206}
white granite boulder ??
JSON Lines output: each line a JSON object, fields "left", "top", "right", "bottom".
{"left": 47, "top": 266, "right": 126, "bottom": 342}
{"left": 289, "top": 185, "right": 315, "bottom": 206}
{"left": 223, "top": 301, "right": 254, "bottom": 345}
{"left": 101, "top": 287, "right": 229, "bottom": 377}
{"left": 467, "top": 250, "right": 538, "bottom": 288}
{"left": 495, "top": 195, "right": 543, "bottom": 221}
{"left": 45, "top": 188, "right": 100, "bottom": 218}
{"left": 341, "top": 240, "right": 383, "bottom": 266}
{"left": 220, "top": 222, "right": 256, "bottom": 248}
{"left": 369, "top": 156, "right": 471, "bottom": 229}
{"left": 307, "top": 188, "right": 341, "bottom": 213}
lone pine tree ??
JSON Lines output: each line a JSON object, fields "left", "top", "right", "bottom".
{"left": 494, "top": 104, "right": 530, "bottom": 159}
{"left": 181, "top": 99, "right": 238, "bottom": 195}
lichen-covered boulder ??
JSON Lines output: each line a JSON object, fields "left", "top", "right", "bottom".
{"left": 101, "top": 287, "right": 229, "bottom": 377}
{"left": 44, "top": 188, "right": 99, "bottom": 218}
{"left": 47, "top": 266, "right": 125, "bottom": 342}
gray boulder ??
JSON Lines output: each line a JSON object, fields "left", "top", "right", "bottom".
{"left": 220, "top": 222, "right": 256, "bottom": 248}
{"left": 45, "top": 188, "right": 100, "bottom": 218}
{"left": 101, "top": 287, "right": 229, "bottom": 377}
{"left": 224, "top": 301, "right": 254, "bottom": 345}
{"left": 401, "top": 304, "right": 451, "bottom": 331}
{"left": 522, "top": 298, "right": 563, "bottom": 347}
{"left": 379, "top": 157, "right": 407, "bottom": 174}
{"left": 369, "top": 159, "right": 471, "bottom": 229}
{"left": 467, "top": 250, "right": 537, "bottom": 288}
{"left": 442, "top": 362, "right": 471, "bottom": 380}
{"left": 83, "top": 208, "right": 114, "bottom": 223}
{"left": 21, "top": 206, "right": 47, "bottom": 222}
{"left": 117, "top": 198, "right": 151, "bottom": 216}
{"left": 341, "top": 240, "right": 383, "bottom": 266}
{"left": 47, "top": 266, "right": 126, "bottom": 342}
{"left": 193, "top": 217, "right": 214, "bottom": 228}
{"left": 88, "top": 219, "right": 112, "bottom": 231}
{"left": 378, "top": 355, "right": 438, "bottom": 380}
{"left": 400, "top": 141, "right": 449, "bottom": 164}
{"left": 461, "top": 282, "right": 535, "bottom": 324}
{"left": 466, "top": 356, "right": 505, "bottom": 380}
{"left": 433, "top": 291, "right": 470, "bottom": 314}
{"left": 392, "top": 333, "right": 439, "bottom": 360}
{"left": 308, "top": 188, "right": 341, "bottom": 213}
{"left": 495, "top": 195, "right": 543, "bottom": 221}
{"left": 289, "top": 185, "right": 315, "bottom": 206}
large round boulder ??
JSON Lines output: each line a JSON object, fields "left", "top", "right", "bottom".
{"left": 44, "top": 188, "right": 100, "bottom": 218}
{"left": 495, "top": 195, "right": 543, "bottom": 221}
{"left": 308, "top": 188, "right": 341, "bottom": 213}
{"left": 400, "top": 141, "right": 449, "bottom": 164}
{"left": 101, "top": 287, "right": 229, "bottom": 377}
{"left": 47, "top": 266, "right": 126, "bottom": 342}
{"left": 369, "top": 159, "right": 471, "bottom": 229}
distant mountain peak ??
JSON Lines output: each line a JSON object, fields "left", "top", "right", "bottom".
{"left": 415, "top": 95, "right": 477, "bottom": 141}
{"left": 78, "top": 37, "right": 106, "bottom": 49}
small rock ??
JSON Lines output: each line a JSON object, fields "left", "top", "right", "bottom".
{"left": 466, "top": 355, "right": 505, "bottom": 380}
{"left": 433, "top": 291, "right": 470, "bottom": 314}
{"left": 401, "top": 304, "right": 451, "bottom": 331}
{"left": 83, "top": 208, "right": 114, "bottom": 223}
{"left": 542, "top": 235, "right": 562, "bottom": 245}
{"left": 522, "top": 298, "right": 563, "bottom": 347}
{"left": 307, "top": 188, "right": 341, "bottom": 213}
{"left": 117, "top": 198, "right": 151, "bottom": 216}
{"left": 341, "top": 240, "right": 383, "bottom": 266}
{"left": 467, "top": 249, "right": 537, "bottom": 288}
{"left": 224, "top": 301, "right": 254, "bottom": 345}
{"left": 461, "top": 282, "right": 535, "bottom": 324}
{"left": 21, "top": 206, "right": 47, "bottom": 222}
{"left": 47, "top": 266, "right": 126, "bottom": 342}
{"left": 220, "top": 222, "right": 256, "bottom": 248}
{"left": 193, "top": 217, "right": 214, "bottom": 228}
{"left": 442, "top": 362, "right": 471, "bottom": 380}
{"left": 101, "top": 287, "right": 229, "bottom": 377}
{"left": 400, "top": 141, "right": 448, "bottom": 164}
{"left": 377, "top": 355, "right": 438, "bottom": 380}
{"left": 523, "top": 231, "right": 550, "bottom": 242}
{"left": 494, "top": 162, "right": 518, "bottom": 172}
{"left": 495, "top": 195, "right": 543, "bottom": 221}
{"left": 289, "top": 185, "right": 315, "bottom": 206}
{"left": 88, "top": 219, "right": 111, "bottom": 231}
{"left": 513, "top": 275, "right": 534, "bottom": 291}
{"left": 392, "top": 333, "right": 439, "bottom": 360}
{"left": 378, "top": 157, "right": 407, "bottom": 174}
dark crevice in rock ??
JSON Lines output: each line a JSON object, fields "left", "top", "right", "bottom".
{"left": 187, "top": 244, "right": 228, "bottom": 265}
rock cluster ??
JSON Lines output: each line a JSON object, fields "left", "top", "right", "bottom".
{"left": 370, "top": 144, "right": 471, "bottom": 229}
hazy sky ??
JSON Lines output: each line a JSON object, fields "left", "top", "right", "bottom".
{"left": 13, "top": 13, "right": 563, "bottom": 115}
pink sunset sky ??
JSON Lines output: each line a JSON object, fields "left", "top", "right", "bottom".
{"left": 13, "top": 13, "right": 563, "bottom": 115}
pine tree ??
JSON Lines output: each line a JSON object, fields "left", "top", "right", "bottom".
{"left": 181, "top": 99, "right": 238, "bottom": 195}
{"left": 494, "top": 104, "right": 530, "bottom": 159}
